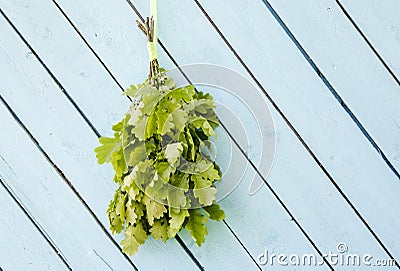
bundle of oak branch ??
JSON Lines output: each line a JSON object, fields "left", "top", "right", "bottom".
{"left": 95, "top": 7, "right": 225, "bottom": 255}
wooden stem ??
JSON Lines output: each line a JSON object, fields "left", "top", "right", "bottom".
{"left": 136, "top": 17, "right": 160, "bottom": 86}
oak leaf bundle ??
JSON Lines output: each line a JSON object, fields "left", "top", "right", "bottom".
{"left": 95, "top": 14, "right": 225, "bottom": 255}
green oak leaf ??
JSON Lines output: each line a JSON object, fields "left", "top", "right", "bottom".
{"left": 108, "top": 211, "right": 124, "bottom": 234}
{"left": 166, "top": 173, "right": 189, "bottom": 208}
{"left": 145, "top": 175, "right": 169, "bottom": 203}
{"left": 184, "top": 128, "right": 196, "bottom": 161}
{"left": 154, "top": 161, "right": 174, "bottom": 182}
{"left": 115, "top": 192, "right": 127, "bottom": 223}
{"left": 171, "top": 108, "right": 188, "bottom": 131}
{"left": 185, "top": 209, "right": 208, "bottom": 246}
{"left": 125, "top": 204, "right": 137, "bottom": 226}
{"left": 107, "top": 192, "right": 124, "bottom": 234}
{"left": 128, "top": 142, "right": 147, "bottom": 166}
{"left": 165, "top": 143, "right": 183, "bottom": 166}
{"left": 192, "top": 175, "right": 217, "bottom": 206}
{"left": 111, "top": 146, "right": 127, "bottom": 184}
{"left": 121, "top": 222, "right": 147, "bottom": 255}
{"left": 203, "top": 204, "right": 226, "bottom": 221}
{"left": 125, "top": 200, "right": 145, "bottom": 226}
{"left": 95, "top": 69, "right": 225, "bottom": 255}
{"left": 200, "top": 164, "right": 221, "bottom": 181}
{"left": 131, "top": 116, "right": 147, "bottom": 141}
{"left": 150, "top": 216, "right": 169, "bottom": 242}
{"left": 143, "top": 195, "right": 167, "bottom": 226}
{"left": 191, "top": 117, "right": 215, "bottom": 137}
{"left": 168, "top": 208, "right": 189, "bottom": 238}
{"left": 123, "top": 84, "right": 138, "bottom": 97}
{"left": 131, "top": 160, "right": 154, "bottom": 188}
{"left": 95, "top": 135, "right": 121, "bottom": 164}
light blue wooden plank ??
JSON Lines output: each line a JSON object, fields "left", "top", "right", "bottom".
{"left": 0, "top": 8, "right": 201, "bottom": 271}
{"left": 138, "top": 0, "right": 400, "bottom": 264}
{"left": 185, "top": 0, "right": 400, "bottom": 263}
{"left": 0, "top": 182, "right": 68, "bottom": 270}
{"left": 267, "top": 0, "right": 400, "bottom": 181}
{"left": 15, "top": 1, "right": 398, "bottom": 270}
{"left": 0, "top": 1, "right": 262, "bottom": 270}
{"left": 0, "top": 19, "right": 135, "bottom": 271}
{"left": 339, "top": 0, "right": 400, "bottom": 79}
{"left": 16, "top": 0, "right": 327, "bottom": 269}
{"left": 0, "top": 0, "right": 324, "bottom": 270}
{"left": 172, "top": 66, "right": 394, "bottom": 270}
{"left": 0, "top": 104, "right": 132, "bottom": 270}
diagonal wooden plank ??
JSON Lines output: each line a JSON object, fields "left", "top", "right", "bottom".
{"left": 338, "top": 0, "right": 400, "bottom": 82}
{"left": 0, "top": 179, "right": 69, "bottom": 270}
{"left": 0, "top": 0, "right": 335, "bottom": 270}
{"left": 9, "top": 0, "right": 398, "bottom": 270}
{"left": 0, "top": 1, "right": 268, "bottom": 270}
{"left": 134, "top": 0, "right": 400, "bottom": 266}
{"left": 0, "top": 2, "right": 266, "bottom": 271}
{"left": 0, "top": 10, "right": 204, "bottom": 271}
{"left": 0, "top": 100, "right": 134, "bottom": 270}
{"left": 265, "top": 0, "right": 400, "bottom": 182}
{"left": 185, "top": 0, "right": 400, "bottom": 264}
{"left": 2, "top": 0, "right": 326, "bottom": 270}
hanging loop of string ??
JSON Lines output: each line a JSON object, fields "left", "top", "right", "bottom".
{"left": 149, "top": 0, "right": 158, "bottom": 61}
{"left": 136, "top": 0, "right": 159, "bottom": 85}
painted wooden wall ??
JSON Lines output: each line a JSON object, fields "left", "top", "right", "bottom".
{"left": 0, "top": 0, "right": 399, "bottom": 270}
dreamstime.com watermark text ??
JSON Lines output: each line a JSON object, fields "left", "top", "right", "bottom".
{"left": 257, "top": 243, "right": 396, "bottom": 267}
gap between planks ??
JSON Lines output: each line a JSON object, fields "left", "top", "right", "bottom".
{"left": 4, "top": 0, "right": 397, "bottom": 269}
{"left": 0, "top": 6, "right": 210, "bottom": 271}
{"left": 0, "top": 174, "right": 72, "bottom": 270}
{"left": 0, "top": 92, "right": 138, "bottom": 271}
{"left": 132, "top": 0, "right": 337, "bottom": 269}
{"left": 0, "top": 9, "right": 138, "bottom": 270}
{"left": 36, "top": 0, "right": 395, "bottom": 269}
{"left": 192, "top": 0, "right": 400, "bottom": 269}
{"left": 260, "top": 0, "right": 400, "bottom": 182}
{"left": 50, "top": 0, "right": 265, "bottom": 269}
{"left": 335, "top": 0, "right": 400, "bottom": 87}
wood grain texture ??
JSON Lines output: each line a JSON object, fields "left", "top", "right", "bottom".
{"left": 0, "top": 6, "right": 202, "bottom": 271}
{"left": 28, "top": 0, "right": 340, "bottom": 268}
{"left": 135, "top": 0, "right": 399, "bottom": 264}
{"left": 194, "top": 0, "right": 400, "bottom": 262}
{"left": 0, "top": 101, "right": 132, "bottom": 270}
{"left": 339, "top": 0, "right": 400, "bottom": 79}
{"left": 267, "top": 0, "right": 400, "bottom": 179}
{"left": 0, "top": 0, "right": 399, "bottom": 269}
{"left": 0, "top": 26, "right": 139, "bottom": 270}
{"left": 0, "top": 1, "right": 265, "bottom": 269}
{"left": 0, "top": 0, "right": 330, "bottom": 270}
{"left": 30, "top": 0, "right": 398, "bottom": 268}
{"left": 0, "top": 182, "right": 68, "bottom": 271}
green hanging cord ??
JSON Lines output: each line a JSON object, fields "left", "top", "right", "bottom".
{"left": 148, "top": 0, "right": 158, "bottom": 62}
{"left": 136, "top": 0, "right": 159, "bottom": 84}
